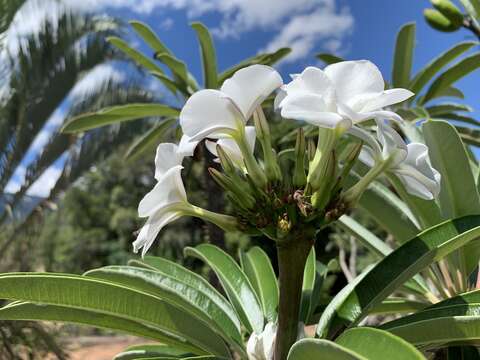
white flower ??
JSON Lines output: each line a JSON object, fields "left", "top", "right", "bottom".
{"left": 277, "top": 60, "right": 413, "bottom": 130}
{"left": 205, "top": 126, "right": 256, "bottom": 169}
{"left": 154, "top": 134, "right": 198, "bottom": 180}
{"left": 247, "top": 322, "right": 276, "bottom": 360}
{"left": 134, "top": 165, "right": 189, "bottom": 256}
{"left": 358, "top": 122, "right": 441, "bottom": 200}
{"left": 246, "top": 322, "right": 305, "bottom": 360}
{"left": 180, "top": 65, "right": 283, "bottom": 141}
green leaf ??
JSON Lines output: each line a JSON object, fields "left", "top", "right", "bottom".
{"left": 85, "top": 266, "right": 244, "bottom": 352}
{"left": 369, "top": 299, "right": 428, "bottom": 315}
{"left": 422, "top": 53, "right": 480, "bottom": 104}
{"left": 300, "top": 248, "right": 316, "bottom": 322}
{"left": 336, "top": 327, "right": 426, "bottom": 360}
{"left": 410, "top": 41, "right": 476, "bottom": 97}
{"left": 0, "top": 273, "right": 231, "bottom": 356}
{"left": 125, "top": 118, "right": 176, "bottom": 161}
{"left": 108, "top": 36, "right": 164, "bottom": 73}
{"left": 218, "top": 48, "right": 290, "bottom": 85}
{"left": 315, "top": 53, "right": 345, "bottom": 65}
{"left": 155, "top": 53, "right": 189, "bottom": 86}
{"left": 439, "top": 113, "right": 480, "bottom": 127}
{"left": 239, "top": 246, "right": 279, "bottom": 322}
{"left": 129, "top": 257, "right": 241, "bottom": 339}
{"left": 62, "top": 104, "right": 179, "bottom": 133}
{"left": 317, "top": 215, "right": 480, "bottom": 335}
{"left": 426, "top": 103, "right": 473, "bottom": 116}
{"left": 185, "top": 244, "right": 264, "bottom": 333}
{"left": 387, "top": 174, "right": 443, "bottom": 230}
{"left": 150, "top": 71, "right": 186, "bottom": 96}
{"left": 129, "top": 20, "right": 171, "bottom": 55}
{"left": 459, "top": 0, "right": 480, "bottom": 19}
{"left": 384, "top": 316, "right": 480, "bottom": 349}
{"left": 0, "top": 301, "right": 198, "bottom": 354}
{"left": 356, "top": 178, "right": 420, "bottom": 243}
{"left": 114, "top": 343, "right": 190, "bottom": 359}
{"left": 456, "top": 126, "right": 480, "bottom": 147}
{"left": 392, "top": 23, "right": 416, "bottom": 88}
{"left": 191, "top": 22, "right": 218, "bottom": 89}
{"left": 287, "top": 339, "right": 365, "bottom": 360}
{"left": 336, "top": 215, "right": 392, "bottom": 258}
{"left": 423, "top": 120, "right": 480, "bottom": 274}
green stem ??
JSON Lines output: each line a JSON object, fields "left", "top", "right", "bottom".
{"left": 274, "top": 233, "right": 313, "bottom": 360}
{"left": 187, "top": 205, "right": 238, "bottom": 232}
{"left": 234, "top": 128, "right": 267, "bottom": 189}
{"left": 342, "top": 160, "right": 389, "bottom": 205}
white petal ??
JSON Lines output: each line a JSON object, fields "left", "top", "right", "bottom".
{"left": 360, "top": 88, "right": 414, "bottom": 112}
{"left": 283, "top": 66, "right": 334, "bottom": 98}
{"left": 359, "top": 147, "right": 377, "bottom": 168}
{"left": 244, "top": 126, "right": 257, "bottom": 153}
{"left": 180, "top": 89, "right": 241, "bottom": 141}
{"left": 347, "top": 126, "right": 381, "bottom": 155}
{"left": 325, "top": 60, "right": 385, "bottom": 104}
{"left": 221, "top": 64, "right": 283, "bottom": 121}
{"left": 364, "top": 110, "right": 405, "bottom": 124}
{"left": 274, "top": 88, "right": 287, "bottom": 111}
{"left": 280, "top": 93, "right": 350, "bottom": 129}
{"left": 377, "top": 122, "right": 407, "bottom": 165}
{"left": 138, "top": 165, "right": 187, "bottom": 217}
{"left": 177, "top": 134, "right": 198, "bottom": 156}
{"left": 133, "top": 211, "right": 181, "bottom": 257}
{"left": 394, "top": 166, "right": 439, "bottom": 200}
{"left": 154, "top": 143, "right": 181, "bottom": 181}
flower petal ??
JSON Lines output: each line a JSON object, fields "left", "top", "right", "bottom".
{"left": 283, "top": 66, "right": 334, "bottom": 98}
{"left": 154, "top": 143, "right": 181, "bottom": 181}
{"left": 325, "top": 60, "right": 385, "bottom": 104}
{"left": 348, "top": 126, "right": 381, "bottom": 155}
{"left": 180, "top": 89, "right": 241, "bottom": 141}
{"left": 360, "top": 88, "right": 414, "bottom": 112}
{"left": 220, "top": 64, "right": 283, "bottom": 121}
{"left": 177, "top": 134, "right": 198, "bottom": 156}
{"left": 377, "top": 121, "right": 407, "bottom": 165}
{"left": 133, "top": 211, "right": 182, "bottom": 257}
{"left": 394, "top": 166, "right": 440, "bottom": 200}
{"left": 280, "top": 93, "right": 350, "bottom": 129}
{"left": 138, "top": 165, "right": 187, "bottom": 217}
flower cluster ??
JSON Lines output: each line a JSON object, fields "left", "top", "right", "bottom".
{"left": 134, "top": 61, "right": 441, "bottom": 256}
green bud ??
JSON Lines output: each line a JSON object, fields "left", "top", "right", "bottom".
{"left": 424, "top": 8, "right": 461, "bottom": 32}
{"left": 307, "top": 139, "right": 316, "bottom": 162}
{"left": 216, "top": 145, "right": 236, "bottom": 175}
{"left": 333, "top": 141, "right": 363, "bottom": 194}
{"left": 293, "top": 128, "right": 307, "bottom": 187}
{"left": 431, "top": 0, "right": 464, "bottom": 27}
{"left": 311, "top": 150, "right": 337, "bottom": 209}
{"left": 208, "top": 168, "right": 256, "bottom": 209}
{"left": 253, "top": 107, "right": 281, "bottom": 182}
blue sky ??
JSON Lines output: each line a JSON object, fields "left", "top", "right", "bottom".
{"left": 5, "top": 0, "right": 479, "bottom": 196}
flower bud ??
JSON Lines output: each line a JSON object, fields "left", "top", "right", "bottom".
{"left": 208, "top": 168, "right": 256, "bottom": 209}
{"left": 307, "top": 139, "right": 316, "bottom": 162}
{"left": 424, "top": 8, "right": 461, "bottom": 32}
{"left": 293, "top": 128, "right": 307, "bottom": 187}
{"left": 431, "top": 0, "right": 464, "bottom": 27}
{"left": 311, "top": 150, "right": 337, "bottom": 209}
{"left": 333, "top": 141, "right": 363, "bottom": 194}
{"left": 216, "top": 144, "right": 236, "bottom": 175}
{"left": 253, "top": 107, "right": 282, "bottom": 182}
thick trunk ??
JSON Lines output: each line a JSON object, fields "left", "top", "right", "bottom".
{"left": 274, "top": 233, "right": 313, "bottom": 360}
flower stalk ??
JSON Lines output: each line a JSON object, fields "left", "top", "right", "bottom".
{"left": 274, "top": 232, "right": 314, "bottom": 360}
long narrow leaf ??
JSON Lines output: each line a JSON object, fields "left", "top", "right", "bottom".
{"left": 185, "top": 244, "right": 264, "bottom": 334}
{"left": 392, "top": 23, "right": 415, "bottom": 88}
{"left": 191, "top": 22, "right": 218, "bottom": 89}
{"left": 62, "top": 104, "right": 179, "bottom": 133}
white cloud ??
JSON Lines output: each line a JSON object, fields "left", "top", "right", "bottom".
{"left": 262, "top": 5, "right": 353, "bottom": 63}
{"left": 63, "top": 0, "right": 354, "bottom": 61}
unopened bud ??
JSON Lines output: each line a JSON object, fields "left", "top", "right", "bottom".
{"left": 431, "top": 0, "right": 464, "bottom": 27}
{"left": 253, "top": 107, "right": 281, "bottom": 182}
{"left": 311, "top": 150, "right": 337, "bottom": 209}
{"left": 209, "top": 168, "right": 256, "bottom": 209}
{"left": 294, "top": 128, "right": 307, "bottom": 187}
{"left": 216, "top": 145, "right": 236, "bottom": 175}
{"left": 307, "top": 139, "right": 316, "bottom": 162}
{"left": 334, "top": 142, "right": 363, "bottom": 194}
{"left": 424, "top": 8, "right": 460, "bottom": 32}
